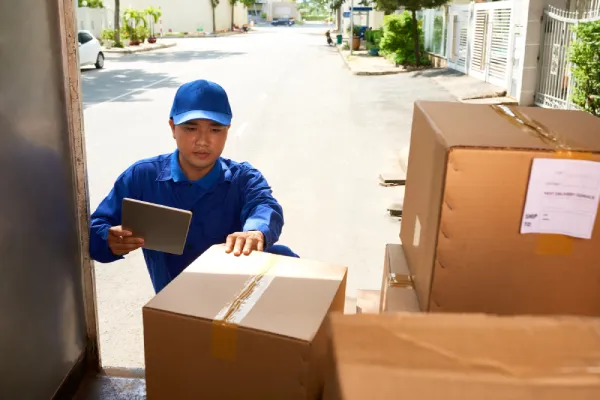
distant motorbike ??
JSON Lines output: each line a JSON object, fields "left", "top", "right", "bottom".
{"left": 325, "top": 30, "right": 333, "bottom": 46}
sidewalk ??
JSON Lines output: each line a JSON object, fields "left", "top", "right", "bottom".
{"left": 104, "top": 40, "right": 177, "bottom": 54}
{"left": 337, "top": 47, "right": 516, "bottom": 103}
{"left": 338, "top": 49, "right": 406, "bottom": 76}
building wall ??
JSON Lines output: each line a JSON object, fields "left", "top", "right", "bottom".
{"left": 77, "top": 6, "right": 114, "bottom": 37}
{"left": 511, "top": 0, "right": 569, "bottom": 104}
{"left": 105, "top": 0, "right": 247, "bottom": 33}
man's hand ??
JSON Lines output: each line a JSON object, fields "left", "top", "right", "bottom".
{"left": 108, "top": 226, "right": 144, "bottom": 256}
{"left": 225, "top": 231, "right": 265, "bottom": 256}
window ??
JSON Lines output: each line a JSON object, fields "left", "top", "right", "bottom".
{"left": 78, "top": 32, "right": 93, "bottom": 44}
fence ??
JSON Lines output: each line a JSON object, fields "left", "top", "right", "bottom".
{"left": 535, "top": 6, "right": 600, "bottom": 109}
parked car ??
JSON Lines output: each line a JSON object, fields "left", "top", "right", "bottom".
{"left": 78, "top": 30, "right": 104, "bottom": 69}
{"left": 271, "top": 18, "right": 295, "bottom": 26}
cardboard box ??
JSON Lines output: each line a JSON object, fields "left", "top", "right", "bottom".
{"left": 325, "top": 312, "right": 600, "bottom": 400}
{"left": 401, "top": 101, "right": 600, "bottom": 315}
{"left": 379, "top": 244, "right": 420, "bottom": 313}
{"left": 143, "top": 245, "right": 347, "bottom": 400}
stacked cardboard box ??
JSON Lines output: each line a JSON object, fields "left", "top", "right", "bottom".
{"left": 399, "top": 101, "right": 600, "bottom": 315}
{"left": 142, "top": 102, "right": 600, "bottom": 399}
{"left": 328, "top": 102, "right": 600, "bottom": 399}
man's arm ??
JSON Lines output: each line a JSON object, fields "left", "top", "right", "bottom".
{"left": 89, "top": 168, "right": 136, "bottom": 263}
{"left": 239, "top": 165, "right": 284, "bottom": 250}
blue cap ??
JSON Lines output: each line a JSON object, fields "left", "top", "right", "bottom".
{"left": 169, "top": 80, "right": 233, "bottom": 126}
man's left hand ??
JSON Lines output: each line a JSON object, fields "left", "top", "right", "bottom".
{"left": 225, "top": 231, "right": 265, "bottom": 256}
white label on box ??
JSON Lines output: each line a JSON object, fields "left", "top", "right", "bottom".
{"left": 521, "top": 158, "right": 600, "bottom": 239}
{"left": 413, "top": 216, "right": 421, "bottom": 247}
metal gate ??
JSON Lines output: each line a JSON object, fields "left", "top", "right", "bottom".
{"left": 446, "top": 4, "right": 471, "bottom": 73}
{"left": 535, "top": 6, "right": 600, "bottom": 109}
{"left": 469, "top": 1, "right": 514, "bottom": 88}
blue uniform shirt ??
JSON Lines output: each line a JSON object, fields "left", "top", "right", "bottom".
{"left": 89, "top": 150, "right": 284, "bottom": 293}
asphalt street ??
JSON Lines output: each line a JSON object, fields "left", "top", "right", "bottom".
{"left": 81, "top": 24, "right": 457, "bottom": 368}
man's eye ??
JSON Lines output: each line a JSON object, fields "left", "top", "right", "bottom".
{"left": 212, "top": 128, "right": 223, "bottom": 133}
{"left": 185, "top": 127, "right": 195, "bottom": 132}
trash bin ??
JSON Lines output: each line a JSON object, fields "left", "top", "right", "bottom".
{"left": 336, "top": 34, "right": 342, "bottom": 45}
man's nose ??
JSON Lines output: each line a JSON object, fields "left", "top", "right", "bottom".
{"left": 194, "top": 131, "right": 210, "bottom": 145}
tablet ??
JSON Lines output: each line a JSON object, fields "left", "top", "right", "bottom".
{"left": 121, "top": 198, "right": 193, "bottom": 255}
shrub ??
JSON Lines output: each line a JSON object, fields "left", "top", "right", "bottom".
{"left": 379, "top": 11, "right": 425, "bottom": 66}
{"left": 365, "top": 29, "right": 383, "bottom": 46}
{"left": 569, "top": 20, "right": 600, "bottom": 116}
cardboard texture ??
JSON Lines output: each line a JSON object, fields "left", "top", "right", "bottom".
{"left": 379, "top": 244, "right": 420, "bottom": 313}
{"left": 401, "top": 101, "right": 600, "bottom": 315}
{"left": 325, "top": 312, "right": 600, "bottom": 400}
{"left": 143, "top": 245, "right": 348, "bottom": 400}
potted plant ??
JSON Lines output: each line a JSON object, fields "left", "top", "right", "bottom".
{"left": 367, "top": 42, "right": 379, "bottom": 56}
{"left": 352, "top": 26, "right": 361, "bottom": 51}
{"left": 145, "top": 6, "right": 162, "bottom": 43}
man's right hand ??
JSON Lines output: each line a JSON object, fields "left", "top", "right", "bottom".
{"left": 108, "top": 226, "right": 144, "bottom": 256}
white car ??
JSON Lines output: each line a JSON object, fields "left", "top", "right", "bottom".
{"left": 78, "top": 30, "right": 104, "bottom": 69}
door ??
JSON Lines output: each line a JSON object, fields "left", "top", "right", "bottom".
{"left": 446, "top": 5, "right": 471, "bottom": 74}
{"left": 469, "top": 1, "right": 514, "bottom": 88}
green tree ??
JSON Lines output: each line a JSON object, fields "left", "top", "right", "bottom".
{"left": 230, "top": 0, "right": 239, "bottom": 30}
{"left": 145, "top": 6, "right": 163, "bottom": 37}
{"left": 241, "top": 0, "right": 258, "bottom": 16}
{"left": 114, "top": 0, "right": 121, "bottom": 47}
{"left": 569, "top": 20, "right": 600, "bottom": 116}
{"left": 373, "top": 0, "right": 448, "bottom": 66}
{"left": 211, "top": 0, "right": 219, "bottom": 32}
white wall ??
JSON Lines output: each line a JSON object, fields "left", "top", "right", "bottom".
{"left": 104, "top": 0, "right": 247, "bottom": 33}
{"left": 510, "top": 0, "right": 569, "bottom": 104}
{"left": 77, "top": 7, "right": 114, "bottom": 37}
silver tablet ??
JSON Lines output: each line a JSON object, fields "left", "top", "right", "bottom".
{"left": 121, "top": 198, "right": 193, "bottom": 255}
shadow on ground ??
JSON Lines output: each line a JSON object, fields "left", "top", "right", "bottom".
{"left": 106, "top": 49, "right": 245, "bottom": 64}
{"left": 81, "top": 68, "right": 180, "bottom": 108}
{"left": 410, "top": 68, "right": 464, "bottom": 78}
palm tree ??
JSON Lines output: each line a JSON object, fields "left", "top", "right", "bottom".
{"left": 230, "top": 0, "right": 239, "bottom": 30}
{"left": 211, "top": 0, "right": 219, "bottom": 33}
{"left": 114, "top": 0, "right": 121, "bottom": 47}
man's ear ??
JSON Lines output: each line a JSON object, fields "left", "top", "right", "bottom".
{"left": 169, "top": 119, "right": 175, "bottom": 138}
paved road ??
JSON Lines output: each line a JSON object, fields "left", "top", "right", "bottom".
{"left": 82, "top": 26, "right": 456, "bottom": 368}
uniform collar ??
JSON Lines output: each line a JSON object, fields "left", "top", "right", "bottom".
{"left": 157, "top": 150, "right": 232, "bottom": 187}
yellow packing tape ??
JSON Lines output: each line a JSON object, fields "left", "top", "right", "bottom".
{"left": 491, "top": 105, "right": 595, "bottom": 255}
{"left": 389, "top": 272, "right": 414, "bottom": 288}
{"left": 211, "top": 255, "right": 277, "bottom": 361}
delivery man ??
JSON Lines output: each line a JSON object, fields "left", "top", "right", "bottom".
{"left": 89, "top": 79, "right": 298, "bottom": 293}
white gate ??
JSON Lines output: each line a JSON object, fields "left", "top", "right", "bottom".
{"left": 446, "top": 5, "right": 471, "bottom": 73}
{"left": 535, "top": 6, "right": 600, "bottom": 109}
{"left": 469, "top": 1, "right": 514, "bottom": 88}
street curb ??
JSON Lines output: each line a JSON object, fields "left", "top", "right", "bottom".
{"left": 104, "top": 42, "right": 177, "bottom": 54}
{"left": 336, "top": 47, "right": 407, "bottom": 76}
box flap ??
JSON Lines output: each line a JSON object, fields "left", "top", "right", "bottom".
{"left": 329, "top": 313, "right": 600, "bottom": 397}
{"left": 415, "top": 101, "right": 600, "bottom": 152}
{"left": 144, "top": 245, "right": 347, "bottom": 342}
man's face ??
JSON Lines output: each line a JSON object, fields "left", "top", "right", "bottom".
{"left": 170, "top": 119, "right": 229, "bottom": 172}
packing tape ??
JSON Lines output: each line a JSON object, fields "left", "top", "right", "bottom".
{"left": 490, "top": 105, "right": 595, "bottom": 255}
{"left": 211, "top": 255, "right": 277, "bottom": 361}
{"left": 389, "top": 272, "right": 414, "bottom": 288}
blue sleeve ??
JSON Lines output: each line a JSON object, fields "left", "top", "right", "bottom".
{"left": 239, "top": 165, "right": 284, "bottom": 249}
{"left": 89, "top": 167, "right": 136, "bottom": 263}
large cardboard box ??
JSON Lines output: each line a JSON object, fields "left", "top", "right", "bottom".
{"left": 379, "top": 244, "right": 420, "bottom": 313}
{"left": 143, "top": 245, "right": 347, "bottom": 400}
{"left": 325, "top": 312, "right": 600, "bottom": 400}
{"left": 401, "top": 101, "right": 600, "bottom": 315}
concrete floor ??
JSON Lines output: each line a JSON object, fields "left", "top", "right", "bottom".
{"left": 81, "top": 25, "right": 458, "bottom": 370}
